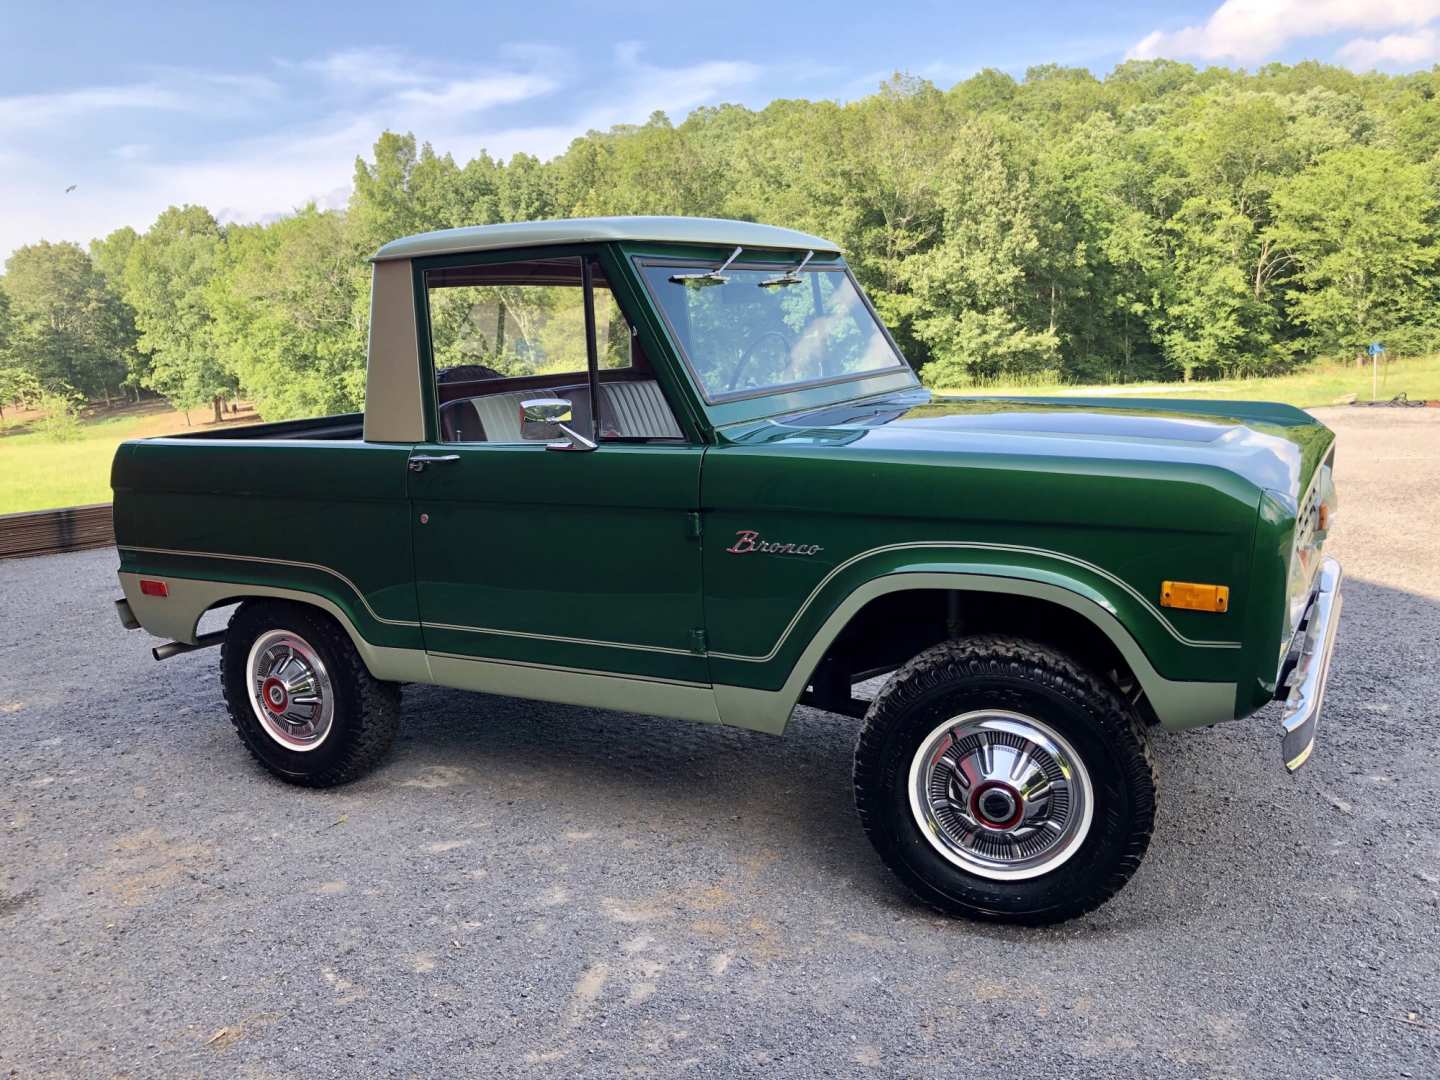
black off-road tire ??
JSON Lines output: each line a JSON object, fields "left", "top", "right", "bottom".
{"left": 854, "top": 635, "right": 1156, "bottom": 925}
{"left": 220, "top": 600, "right": 401, "bottom": 787}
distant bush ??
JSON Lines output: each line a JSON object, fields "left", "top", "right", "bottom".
{"left": 35, "top": 389, "right": 83, "bottom": 442}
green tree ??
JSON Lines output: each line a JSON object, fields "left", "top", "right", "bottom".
{"left": 207, "top": 206, "right": 366, "bottom": 420}
{"left": 90, "top": 226, "right": 148, "bottom": 401}
{"left": 122, "top": 205, "right": 234, "bottom": 423}
{"left": 836, "top": 76, "right": 951, "bottom": 357}
{"left": 0, "top": 241, "right": 130, "bottom": 400}
{"left": 900, "top": 121, "right": 1060, "bottom": 385}
{"left": 1268, "top": 146, "right": 1439, "bottom": 356}
{"left": 0, "top": 291, "right": 42, "bottom": 422}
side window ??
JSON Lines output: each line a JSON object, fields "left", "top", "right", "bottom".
{"left": 427, "top": 258, "right": 683, "bottom": 444}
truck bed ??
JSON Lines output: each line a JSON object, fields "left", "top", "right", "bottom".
{"left": 160, "top": 412, "right": 364, "bottom": 441}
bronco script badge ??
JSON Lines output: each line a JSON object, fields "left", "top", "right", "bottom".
{"left": 725, "top": 530, "right": 824, "bottom": 557}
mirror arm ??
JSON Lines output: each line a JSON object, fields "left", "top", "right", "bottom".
{"left": 547, "top": 423, "right": 597, "bottom": 453}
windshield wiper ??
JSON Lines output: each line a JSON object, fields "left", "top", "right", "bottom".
{"left": 669, "top": 246, "right": 743, "bottom": 288}
{"left": 758, "top": 250, "right": 814, "bottom": 288}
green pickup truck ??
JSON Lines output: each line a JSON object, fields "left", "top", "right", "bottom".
{"left": 112, "top": 216, "right": 1343, "bottom": 924}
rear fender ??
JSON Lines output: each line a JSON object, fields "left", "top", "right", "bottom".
{"left": 117, "top": 572, "right": 430, "bottom": 684}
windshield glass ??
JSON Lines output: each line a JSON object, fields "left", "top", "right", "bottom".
{"left": 638, "top": 262, "right": 905, "bottom": 400}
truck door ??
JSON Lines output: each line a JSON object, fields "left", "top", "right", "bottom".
{"left": 405, "top": 252, "right": 708, "bottom": 688}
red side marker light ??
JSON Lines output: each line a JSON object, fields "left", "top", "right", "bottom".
{"left": 139, "top": 579, "right": 169, "bottom": 598}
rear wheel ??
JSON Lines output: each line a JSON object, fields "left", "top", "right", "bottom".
{"left": 220, "top": 601, "right": 401, "bottom": 787}
{"left": 854, "top": 635, "right": 1156, "bottom": 925}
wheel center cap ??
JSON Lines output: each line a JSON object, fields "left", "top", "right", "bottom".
{"left": 261, "top": 677, "right": 288, "bottom": 715}
{"left": 971, "top": 781, "right": 1024, "bottom": 830}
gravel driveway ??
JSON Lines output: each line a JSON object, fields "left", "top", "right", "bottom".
{"left": 2, "top": 407, "right": 1437, "bottom": 1079}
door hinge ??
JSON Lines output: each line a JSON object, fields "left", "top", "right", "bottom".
{"left": 689, "top": 628, "right": 708, "bottom": 654}
{"left": 686, "top": 511, "right": 703, "bottom": 540}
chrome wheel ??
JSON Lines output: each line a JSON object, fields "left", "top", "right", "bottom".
{"left": 245, "top": 629, "right": 334, "bottom": 752}
{"left": 908, "top": 710, "right": 1094, "bottom": 881}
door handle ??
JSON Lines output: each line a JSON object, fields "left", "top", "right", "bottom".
{"left": 407, "top": 454, "right": 460, "bottom": 473}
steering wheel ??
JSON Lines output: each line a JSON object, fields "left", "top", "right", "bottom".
{"left": 727, "top": 330, "right": 792, "bottom": 391}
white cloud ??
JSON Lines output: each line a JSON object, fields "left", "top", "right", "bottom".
{"left": 0, "top": 67, "right": 284, "bottom": 136}
{"left": 0, "top": 44, "right": 764, "bottom": 260}
{"left": 1129, "top": 0, "right": 1440, "bottom": 63}
{"left": 394, "top": 73, "right": 559, "bottom": 113}
{"left": 0, "top": 83, "right": 189, "bottom": 133}
{"left": 579, "top": 45, "right": 759, "bottom": 128}
{"left": 1336, "top": 24, "right": 1440, "bottom": 65}
{"left": 303, "top": 47, "right": 426, "bottom": 87}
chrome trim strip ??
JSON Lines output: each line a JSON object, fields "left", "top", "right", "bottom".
{"left": 709, "top": 540, "right": 1243, "bottom": 663}
{"left": 1280, "top": 557, "right": 1343, "bottom": 772}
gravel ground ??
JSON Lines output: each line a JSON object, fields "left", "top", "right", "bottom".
{"left": 1, "top": 407, "right": 1437, "bottom": 1079}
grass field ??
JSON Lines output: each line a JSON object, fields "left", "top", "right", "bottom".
{"left": 0, "top": 401, "right": 257, "bottom": 515}
{"left": 939, "top": 353, "right": 1440, "bottom": 407}
{"left": 1, "top": 354, "right": 1437, "bottom": 515}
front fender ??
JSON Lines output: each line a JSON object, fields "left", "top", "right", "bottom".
{"left": 708, "top": 548, "right": 1240, "bottom": 736}
{"left": 708, "top": 542, "right": 1239, "bottom": 683}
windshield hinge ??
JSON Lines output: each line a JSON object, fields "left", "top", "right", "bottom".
{"left": 670, "top": 246, "right": 742, "bottom": 287}
{"left": 689, "top": 628, "right": 708, "bottom": 655}
{"left": 686, "top": 511, "right": 703, "bottom": 540}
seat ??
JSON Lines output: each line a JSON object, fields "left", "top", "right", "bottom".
{"left": 600, "top": 380, "right": 684, "bottom": 439}
{"left": 440, "top": 380, "right": 678, "bottom": 443}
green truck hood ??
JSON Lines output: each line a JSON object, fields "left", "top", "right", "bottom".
{"left": 725, "top": 390, "right": 1335, "bottom": 502}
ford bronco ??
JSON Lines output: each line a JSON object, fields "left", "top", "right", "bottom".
{"left": 112, "top": 216, "right": 1343, "bottom": 924}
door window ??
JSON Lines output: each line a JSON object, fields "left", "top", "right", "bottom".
{"left": 425, "top": 258, "right": 681, "bottom": 443}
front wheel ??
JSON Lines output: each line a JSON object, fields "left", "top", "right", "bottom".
{"left": 854, "top": 636, "right": 1156, "bottom": 925}
{"left": 220, "top": 601, "right": 401, "bottom": 787}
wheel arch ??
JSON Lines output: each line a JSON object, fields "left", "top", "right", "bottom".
{"left": 117, "top": 572, "right": 430, "bottom": 683}
{"left": 713, "top": 572, "right": 1236, "bottom": 735}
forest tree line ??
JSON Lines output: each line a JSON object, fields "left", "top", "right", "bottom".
{"left": 2, "top": 58, "right": 1439, "bottom": 423}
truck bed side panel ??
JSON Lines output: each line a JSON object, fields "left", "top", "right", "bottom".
{"left": 111, "top": 438, "right": 420, "bottom": 650}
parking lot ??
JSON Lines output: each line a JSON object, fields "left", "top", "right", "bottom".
{"left": 1, "top": 407, "right": 1437, "bottom": 1079}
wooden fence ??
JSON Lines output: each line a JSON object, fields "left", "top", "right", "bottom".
{"left": 0, "top": 504, "right": 115, "bottom": 560}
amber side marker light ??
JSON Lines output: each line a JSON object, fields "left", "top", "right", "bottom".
{"left": 1161, "top": 580, "right": 1229, "bottom": 613}
{"left": 139, "top": 579, "right": 169, "bottom": 598}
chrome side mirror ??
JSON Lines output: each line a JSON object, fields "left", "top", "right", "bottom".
{"left": 519, "top": 397, "right": 596, "bottom": 453}
{"left": 520, "top": 397, "right": 571, "bottom": 440}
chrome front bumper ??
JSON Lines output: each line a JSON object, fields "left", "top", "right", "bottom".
{"left": 1279, "top": 557, "right": 1344, "bottom": 772}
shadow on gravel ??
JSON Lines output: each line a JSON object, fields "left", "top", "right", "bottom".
{"left": 392, "top": 679, "right": 871, "bottom": 852}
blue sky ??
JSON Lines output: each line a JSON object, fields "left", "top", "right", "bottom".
{"left": 3, "top": 0, "right": 1439, "bottom": 259}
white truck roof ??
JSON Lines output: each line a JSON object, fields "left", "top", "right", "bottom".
{"left": 372, "top": 215, "right": 840, "bottom": 261}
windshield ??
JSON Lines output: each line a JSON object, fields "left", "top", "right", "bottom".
{"left": 638, "top": 261, "right": 905, "bottom": 401}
